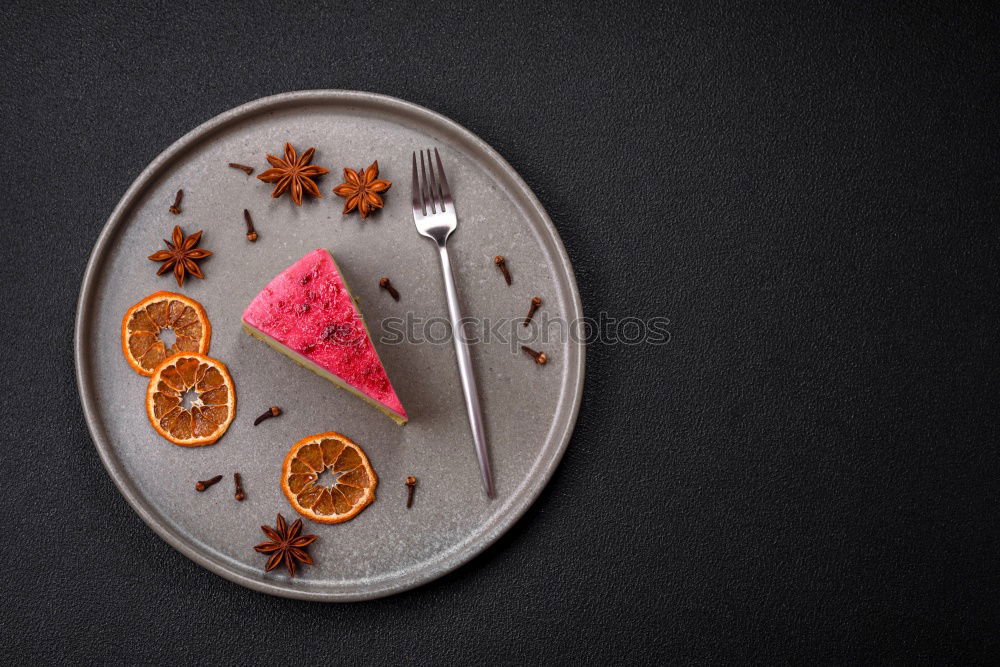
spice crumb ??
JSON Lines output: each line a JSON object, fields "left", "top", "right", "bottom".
{"left": 243, "top": 209, "right": 257, "bottom": 242}
{"left": 169, "top": 189, "right": 184, "bottom": 215}
{"left": 195, "top": 475, "right": 223, "bottom": 492}
{"left": 523, "top": 296, "right": 542, "bottom": 327}
{"left": 234, "top": 472, "right": 246, "bottom": 501}
{"left": 379, "top": 277, "right": 400, "bottom": 301}
{"left": 405, "top": 476, "right": 417, "bottom": 508}
{"left": 253, "top": 406, "right": 282, "bottom": 426}
{"left": 494, "top": 255, "right": 512, "bottom": 285}
{"left": 521, "top": 346, "right": 548, "bottom": 365}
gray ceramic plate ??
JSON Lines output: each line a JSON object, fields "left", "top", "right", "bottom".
{"left": 75, "top": 90, "right": 584, "bottom": 601}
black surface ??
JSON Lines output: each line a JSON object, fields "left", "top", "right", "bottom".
{"left": 2, "top": 1, "right": 998, "bottom": 663}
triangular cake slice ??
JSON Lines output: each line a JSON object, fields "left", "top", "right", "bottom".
{"left": 242, "top": 249, "right": 407, "bottom": 424}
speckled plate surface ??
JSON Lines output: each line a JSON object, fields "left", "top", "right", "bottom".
{"left": 74, "top": 90, "right": 584, "bottom": 601}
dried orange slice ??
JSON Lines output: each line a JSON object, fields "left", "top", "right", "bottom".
{"left": 281, "top": 432, "right": 377, "bottom": 524}
{"left": 122, "top": 292, "right": 211, "bottom": 376}
{"left": 145, "top": 353, "right": 235, "bottom": 446}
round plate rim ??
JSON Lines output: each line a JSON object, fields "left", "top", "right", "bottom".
{"left": 74, "top": 89, "right": 585, "bottom": 601}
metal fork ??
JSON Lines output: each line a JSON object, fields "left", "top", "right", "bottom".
{"left": 411, "top": 148, "right": 495, "bottom": 499}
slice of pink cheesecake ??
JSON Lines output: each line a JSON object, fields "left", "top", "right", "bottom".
{"left": 242, "top": 249, "right": 407, "bottom": 424}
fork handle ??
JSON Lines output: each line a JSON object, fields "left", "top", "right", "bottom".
{"left": 437, "top": 243, "right": 495, "bottom": 498}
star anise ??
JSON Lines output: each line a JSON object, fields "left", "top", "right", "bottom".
{"left": 148, "top": 225, "right": 212, "bottom": 286}
{"left": 332, "top": 161, "right": 392, "bottom": 219}
{"left": 257, "top": 142, "right": 330, "bottom": 206}
{"left": 253, "top": 513, "right": 317, "bottom": 577}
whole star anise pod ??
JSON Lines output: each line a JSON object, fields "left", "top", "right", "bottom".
{"left": 253, "top": 513, "right": 317, "bottom": 577}
{"left": 257, "top": 142, "right": 330, "bottom": 206}
{"left": 148, "top": 225, "right": 212, "bottom": 286}
{"left": 332, "top": 161, "right": 392, "bottom": 219}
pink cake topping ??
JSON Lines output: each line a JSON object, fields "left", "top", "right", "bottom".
{"left": 242, "top": 249, "right": 406, "bottom": 418}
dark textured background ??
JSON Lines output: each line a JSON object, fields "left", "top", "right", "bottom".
{"left": 2, "top": 1, "right": 998, "bottom": 663}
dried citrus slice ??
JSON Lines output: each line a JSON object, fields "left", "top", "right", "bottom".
{"left": 145, "top": 353, "right": 235, "bottom": 446}
{"left": 122, "top": 291, "right": 211, "bottom": 376}
{"left": 281, "top": 432, "right": 378, "bottom": 524}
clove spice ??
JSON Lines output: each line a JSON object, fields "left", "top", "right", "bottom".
{"left": 379, "top": 277, "right": 400, "bottom": 301}
{"left": 405, "top": 476, "right": 417, "bottom": 508}
{"left": 253, "top": 406, "right": 281, "bottom": 426}
{"left": 234, "top": 472, "right": 246, "bottom": 501}
{"left": 168, "top": 189, "right": 184, "bottom": 215}
{"left": 522, "top": 345, "right": 548, "bottom": 365}
{"left": 523, "top": 296, "right": 542, "bottom": 327}
{"left": 494, "top": 255, "right": 512, "bottom": 285}
{"left": 243, "top": 209, "right": 258, "bottom": 242}
{"left": 195, "top": 475, "right": 223, "bottom": 492}
{"left": 228, "top": 162, "right": 254, "bottom": 175}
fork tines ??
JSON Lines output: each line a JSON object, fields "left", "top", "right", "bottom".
{"left": 411, "top": 148, "right": 452, "bottom": 216}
